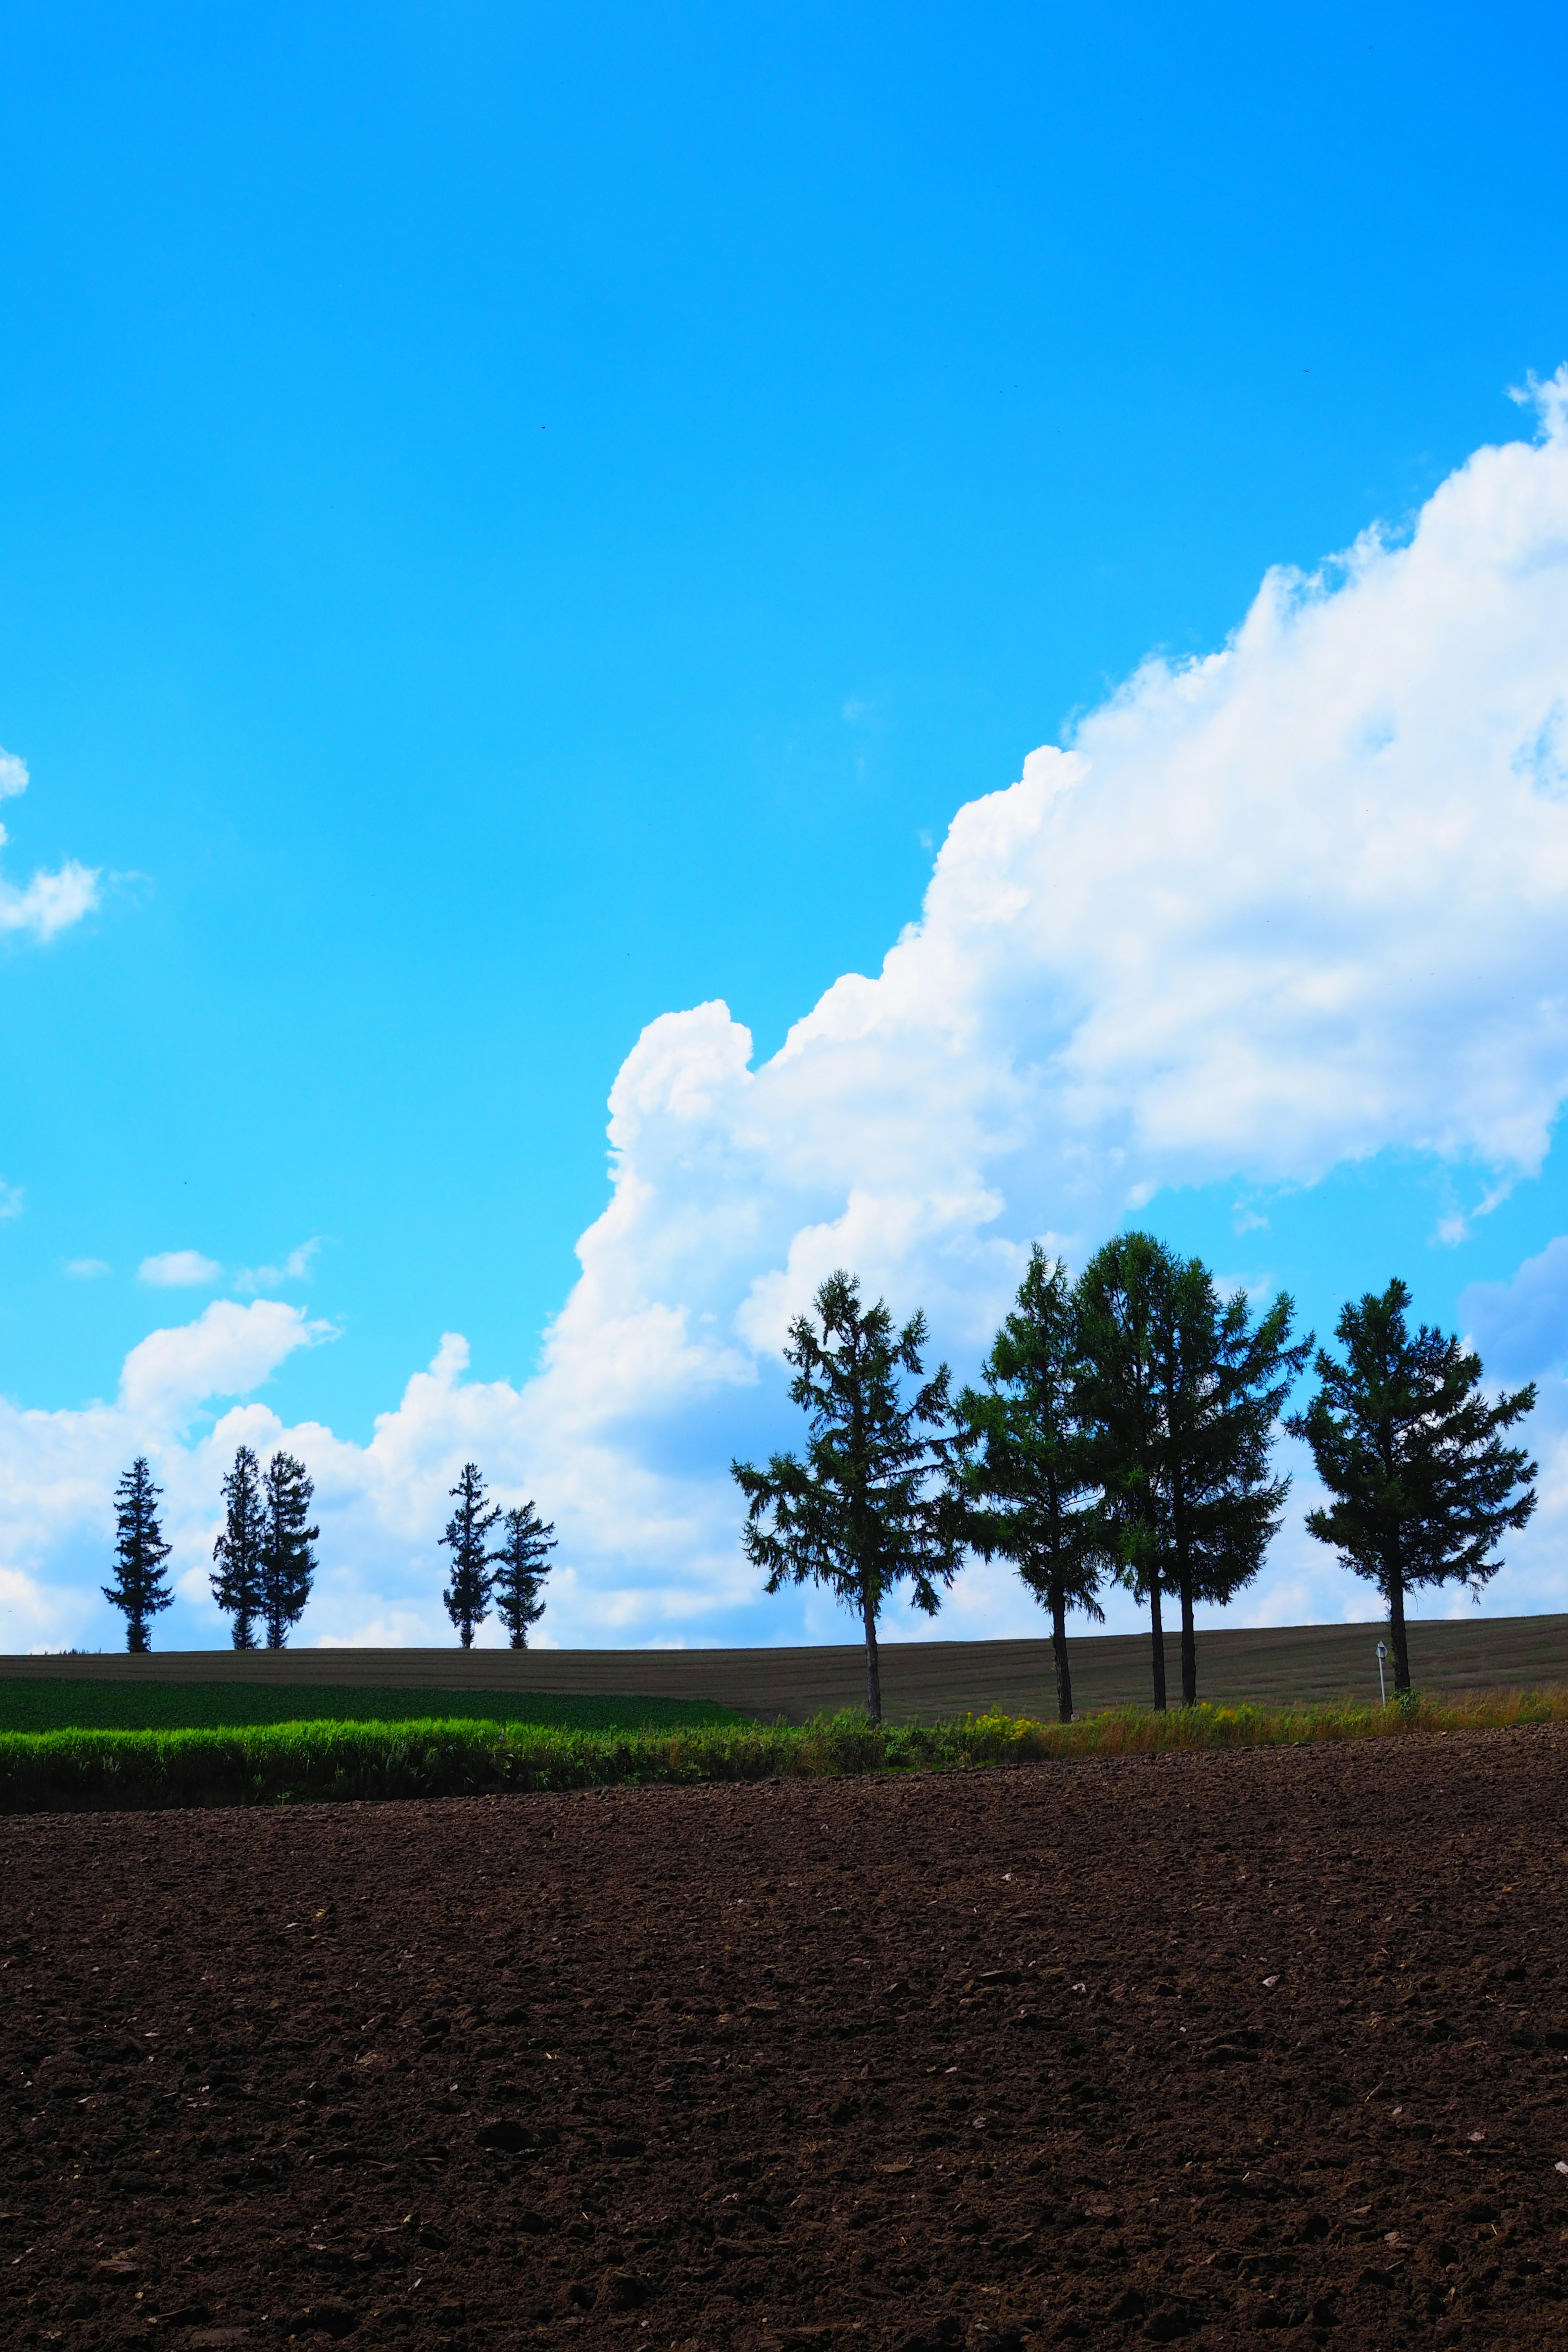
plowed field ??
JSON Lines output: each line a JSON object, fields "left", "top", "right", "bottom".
{"left": 3, "top": 1727, "right": 1566, "bottom": 2352}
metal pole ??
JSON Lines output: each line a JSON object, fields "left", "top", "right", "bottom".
{"left": 1375, "top": 1639, "right": 1387, "bottom": 1706}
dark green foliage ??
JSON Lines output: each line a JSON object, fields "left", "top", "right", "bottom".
{"left": 954, "top": 1247, "right": 1104, "bottom": 1722}
{"left": 104, "top": 1458, "right": 174, "bottom": 1653}
{"left": 1074, "top": 1234, "right": 1173, "bottom": 1708}
{"left": 1153, "top": 1258, "right": 1310, "bottom": 1706}
{"left": 440, "top": 1461, "right": 501, "bottom": 1647}
{"left": 1287, "top": 1278, "right": 1537, "bottom": 1693}
{"left": 210, "top": 1445, "right": 265, "bottom": 1650}
{"left": 731, "top": 1269, "right": 962, "bottom": 1722}
{"left": 261, "top": 1452, "right": 318, "bottom": 1648}
{"left": 0, "top": 1680, "right": 744, "bottom": 1733}
{"left": 1074, "top": 1234, "right": 1307, "bottom": 1707}
{"left": 494, "top": 1501, "right": 556, "bottom": 1648}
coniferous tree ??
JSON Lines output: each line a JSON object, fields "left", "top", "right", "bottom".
{"left": 954, "top": 1247, "right": 1104, "bottom": 1722}
{"left": 210, "top": 1444, "right": 266, "bottom": 1649}
{"left": 1287, "top": 1279, "right": 1537, "bottom": 1694}
{"left": 1074, "top": 1233, "right": 1174, "bottom": 1708}
{"left": 731, "top": 1269, "right": 962, "bottom": 1723}
{"left": 440, "top": 1462, "right": 502, "bottom": 1647}
{"left": 494, "top": 1501, "right": 556, "bottom": 1648}
{"left": 105, "top": 1457, "right": 174, "bottom": 1652}
{"left": 261, "top": 1451, "right": 318, "bottom": 1649}
{"left": 1154, "top": 1260, "right": 1311, "bottom": 1706}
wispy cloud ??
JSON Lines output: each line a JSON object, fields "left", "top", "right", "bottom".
{"left": 0, "top": 1179, "right": 22, "bottom": 1221}
{"left": 64, "top": 1257, "right": 110, "bottom": 1278}
{"left": 233, "top": 1238, "right": 321, "bottom": 1294}
{"left": 138, "top": 1249, "right": 222, "bottom": 1288}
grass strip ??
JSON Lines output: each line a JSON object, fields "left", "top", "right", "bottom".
{"left": 0, "top": 1686, "right": 1565, "bottom": 1811}
{"left": 0, "top": 1680, "right": 744, "bottom": 1735}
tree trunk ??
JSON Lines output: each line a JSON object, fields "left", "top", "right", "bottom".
{"left": 863, "top": 1601, "right": 883, "bottom": 1724}
{"left": 1387, "top": 1569, "right": 1411, "bottom": 1695}
{"left": 1180, "top": 1575, "right": 1197, "bottom": 1708}
{"left": 1148, "top": 1577, "right": 1167, "bottom": 1712}
{"left": 1051, "top": 1588, "right": 1073, "bottom": 1723}
{"left": 129, "top": 1621, "right": 148, "bottom": 1654}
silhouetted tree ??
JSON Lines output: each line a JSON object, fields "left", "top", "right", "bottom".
{"left": 1154, "top": 1259, "right": 1311, "bottom": 1705}
{"left": 954, "top": 1247, "right": 1104, "bottom": 1722}
{"left": 106, "top": 1457, "right": 174, "bottom": 1652}
{"left": 731, "top": 1269, "right": 962, "bottom": 1722}
{"left": 1287, "top": 1278, "right": 1537, "bottom": 1694}
{"left": 211, "top": 1444, "right": 265, "bottom": 1649}
{"left": 494, "top": 1501, "right": 556, "bottom": 1648}
{"left": 1074, "top": 1233, "right": 1174, "bottom": 1708}
{"left": 261, "top": 1452, "right": 318, "bottom": 1649}
{"left": 441, "top": 1462, "right": 501, "bottom": 1647}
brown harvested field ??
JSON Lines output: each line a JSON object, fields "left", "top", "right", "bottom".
{"left": 7, "top": 1611, "right": 1568, "bottom": 1721}
{"left": 4, "top": 1726, "right": 1568, "bottom": 2351}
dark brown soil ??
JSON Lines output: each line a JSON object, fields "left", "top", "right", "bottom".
{"left": 3, "top": 1728, "right": 1567, "bottom": 2352}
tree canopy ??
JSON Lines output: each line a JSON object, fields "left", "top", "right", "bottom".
{"left": 440, "top": 1461, "right": 502, "bottom": 1647}
{"left": 954, "top": 1246, "right": 1104, "bottom": 1722}
{"left": 494, "top": 1500, "right": 556, "bottom": 1649}
{"left": 105, "top": 1457, "right": 174, "bottom": 1653}
{"left": 211, "top": 1444, "right": 266, "bottom": 1650}
{"left": 1287, "top": 1278, "right": 1536, "bottom": 1693}
{"left": 731, "top": 1269, "right": 962, "bottom": 1722}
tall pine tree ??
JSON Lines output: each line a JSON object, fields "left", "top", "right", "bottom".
{"left": 261, "top": 1452, "right": 318, "bottom": 1649}
{"left": 1287, "top": 1278, "right": 1537, "bottom": 1693}
{"left": 211, "top": 1444, "right": 266, "bottom": 1650}
{"left": 954, "top": 1247, "right": 1104, "bottom": 1722}
{"left": 440, "top": 1462, "right": 501, "bottom": 1647}
{"left": 731, "top": 1269, "right": 962, "bottom": 1723}
{"left": 105, "top": 1457, "right": 174, "bottom": 1652}
{"left": 1154, "top": 1261, "right": 1310, "bottom": 1706}
{"left": 1074, "top": 1233, "right": 1173, "bottom": 1708}
{"left": 494, "top": 1501, "right": 556, "bottom": 1648}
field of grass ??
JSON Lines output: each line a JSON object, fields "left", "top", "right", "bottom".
{"left": 1, "top": 1684, "right": 1565, "bottom": 1811}
{"left": 0, "top": 1679, "right": 746, "bottom": 1735}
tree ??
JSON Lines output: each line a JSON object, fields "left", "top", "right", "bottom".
{"left": 105, "top": 1457, "right": 174, "bottom": 1652}
{"left": 1074, "top": 1233, "right": 1174, "bottom": 1708}
{"left": 261, "top": 1452, "right": 318, "bottom": 1649}
{"left": 440, "top": 1462, "right": 501, "bottom": 1647}
{"left": 1154, "top": 1260, "right": 1311, "bottom": 1705}
{"left": 731, "top": 1269, "right": 962, "bottom": 1722}
{"left": 1287, "top": 1278, "right": 1537, "bottom": 1695}
{"left": 494, "top": 1501, "right": 556, "bottom": 1648}
{"left": 953, "top": 1247, "right": 1104, "bottom": 1722}
{"left": 210, "top": 1444, "right": 266, "bottom": 1650}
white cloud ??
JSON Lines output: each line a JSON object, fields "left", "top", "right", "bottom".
{"left": 233, "top": 1238, "right": 321, "bottom": 1293}
{"left": 64, "top": 1258, "right": 110, "bottom": 1279}
{"left": 1461, "top": 1238, "right": 1568, "bottom": 1383}
{"left": 0, "top": 1179, "right": 22, "bottom": 1221}
{"left": 0, "top": 744, "right": 100, "bottom": 944}
{"left": 11, "top": 385, "right": 1568, "bottom": 1650}
{"left": 138, "top": 1250, "right": 223, "bottom": 1289}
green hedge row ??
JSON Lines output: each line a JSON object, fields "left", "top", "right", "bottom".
{"left": 0, "top": 1686, "right": 1564, "bottom": 1812}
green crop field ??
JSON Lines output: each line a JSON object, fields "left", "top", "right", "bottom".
{"left": 0, "top": 1679, "right": 748, "bottom": 1736}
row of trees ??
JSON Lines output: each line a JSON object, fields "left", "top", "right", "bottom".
{"left": 105, "top": 1449, "right": 320, "bottom": 1651}
{"left": 102, "top": 1453, "right": 557, "bottom": 1652}
{"left": 733, "top": 1241, "right": 1539, "bottom": 1721}
{"left": 438, "top": 1463, "right": 556, "bottom": 1648}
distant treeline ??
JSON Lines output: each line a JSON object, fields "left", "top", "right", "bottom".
{"left": 101, "top": 1231, "right": 1535, "bottom": 1702}
{"left": 733, "top": 1237, "right": 1537, "bottom": 1721}
{"left": 102, "top": 1455, "right": 555, "bottom": 1655}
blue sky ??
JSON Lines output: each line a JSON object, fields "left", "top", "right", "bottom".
{"left": 4, "top": 2, "right": 1568, "bottom": 1651}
